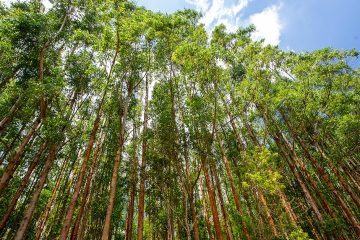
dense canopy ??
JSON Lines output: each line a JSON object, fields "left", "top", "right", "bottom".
{"left": 0, "top": 1, "right": 359, "bottom": 239}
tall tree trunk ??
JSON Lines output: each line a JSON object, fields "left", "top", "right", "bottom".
{"left": 199, "top": 178, "right": 214, "bottom": 240}
{"left": 283, "top": 116, "right": 360, "bottom": 235}
{"left": 70, "top": 133, "right": 104, "bottom": 240}
{"left": 213, "top": 170, "right": 234, "bottom": 240}
{"left": 278, "top": 190, "right": 298, "bottom": 224}
{"left": 14, "top": 145, "right": 59, "bottom": 240}
{"left": 125, "top": 123, "right": 138, "bottom": 240}
{"left": 180, "top": 183, "right": 191, "bottom": 240}
{"left": 0, "top": 117, "right": 42, "bottom": 194}
{"left": 202, "top": 159, "right": 223, "bottom": 240}
{"left": 102, "top": 91, "right": 131, "bottom": 240}
{"left": 137, "top": 73, "right": 149, "bottom": 240}
{"left": 0, "top": 143, "right": 46, "bottom": 230}
{"left": 59, "top": 105, "right": 103, "bottom": 240}
{"left": 217, "top": 139, "right": 251, "bottom": 240}
{"left": 257, "top": 188, "right": 278, "bottom": 237}
{"left": 36, "top": 156, "right": 70, "bottom": 240}
{"left": 272, "top": 132, "right": 325, "bottom": 223}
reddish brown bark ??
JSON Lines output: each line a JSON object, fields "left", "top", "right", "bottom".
{"left": 200, "top": 179, "right": 214, "bottom": 240}
{"left": 278, "top": 190, "right": 298, "bottom": 224}
{"left": 313, "top": 141, "right": 360, "bottom": 192}
{"left": 202, "top": 160, "right": 223, "bottom": 240}
{"left": 70, "top": 135, "right": 104, "bottom": 240}
{"left": 214, "top": 171, "right": 234, "bottom": 240}
{"left": 189, "top": 191, "right": 200, "bottom": 240}
{"left": 272, "top": 133, "right": 324, "bottom": 223}
{"left": 0, "top": 143, "right": 46, "bottom": 230}
{"left": 36, "top": 156, "right": 70, "bottom": 240}
{"left": 218, "top": 139, "right": 251, "bottom": 240}
{"left": 59, "top": 107, "right": 102, "bottom": 240}
{"left": 14, "top": 145, "right": 58, "bottom": 240}
{"left": 284, "top": 119, "right": 360, "bottom": 235}
{"left": 257, "top": 189, "right": 278, "bottom": 237}
{"left": 0, "top": 117, "right": 42, "bottom": 194}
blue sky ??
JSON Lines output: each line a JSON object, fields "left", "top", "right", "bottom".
{"left": 135, "top": 0, "right": 360, "bottom": 53}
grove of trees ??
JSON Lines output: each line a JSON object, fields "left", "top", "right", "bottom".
{"left": 0, "top": 0, "right": 359, "bottom": 239}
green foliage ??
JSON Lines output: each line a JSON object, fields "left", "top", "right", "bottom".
{"left": 0, "top": 1, "right": 358, "bottom": 240}
{"left": 243, "top": 147, "right": 284, "bottom": 193}
{"left": 289, "top": 227, "right": 313, "bottom": 240}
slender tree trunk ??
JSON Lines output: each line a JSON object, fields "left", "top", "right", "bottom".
{"left": 272, "top": 132, "right": 325, "bottom": 223}
{"left": 257, "top": 188, "right": 278, "bottom": 237}
{"left": 70, "top": 134, "right": 104, "bottom": 240}
{"left": 182, "top": 186, "right": 192, "bottom": 240}
{"left": 125, "top": 123, "right": 138, "bottom": 240}
{"left": 137, "top": 73, "right": 149, "bottom": 240}
{"left": 36, "top": 156, "right": 70, "bottom": 240}
{"left": 200, "top": 178, "right": 214, "bottom": 240}
{"left": 284, "top": 119, "right": 360, "bottom": 234}
{"left": 313, "top": 140, "right": 360, "bottom": 192}
{"left": 14, "top": 145, "right": 58, "bottom": 240}
{"left": 213, "top": 171, "right": 234, "bottom": 240}
{"left": 102, "top": 91, "right": 131, "bottom": 240}
{"left": 59, "top": 106, "right": 103, "bottom": 240}
{"left": 0, "top": 117, "right": 42, "bottom": 194}
{"left": 217, "top": 139, "right": 251, "bottom": 240}
{"left": 278, "top": 190, "right": 298, "bottom": 224}
{"left": 202, "top": 159, "right": 223, "bottom": 240}
{"left": 0, "top": 98, "right": 20, "bottom": 135}
{"left": 188, "top": 184, "right": 200, "bottom": 240}
{"left": 0, "top": 143, "right": 46, "bottom": 230}
{"left": 283, "top": 115, "right": 360, "bottom": 210}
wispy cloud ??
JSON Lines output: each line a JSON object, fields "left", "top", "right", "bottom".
{"left": 185, "top": 0, "right": 210, "bottom": 11}
{"left": 249, "top": 4, "right": 282, "bottom": 45}
{"left": 186, "top": 0, "right": 283, "bottom": 46}
{"left": 186, "top": 0, "right": 248, "bottom": 32}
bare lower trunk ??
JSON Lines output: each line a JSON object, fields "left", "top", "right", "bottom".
{"left": 214, "top": 171, "right": 234, "bottom": 240}
{"left": 200, "top": 179, "right": 214, "bottom": 240}
{"left": 36, "top": 156, "right": 70, "bottom": 240}
{"left": 70, "top": 135, "right": 103, "bottom": 240}
{"left": 202, "top": 160, "right": 223, "bottom": 240}
{"left": 137, "top": 73, "right": 149, "bottom": 240}
{"left": 0, "top": 143, "right": 46, "bottom": 230}
{"left": 125, "top": 124, "right": 138, "bottom": 240}
{"left": 0, "top": 117, "right": 41, "bottom": 193}
{"left": 59, "top": 108, "right": 102, "bottom": 240}
{"left": 14, "top": 145, "right": 58, "bottom": 240}
{"left": 257, "top": 189, "right": 278, "bottom": 237}
{"left": 102, "top": 94, "right": 130, "bottom": 240}
{"left": 218, "top": 139, "right": 251, "bottom": 240}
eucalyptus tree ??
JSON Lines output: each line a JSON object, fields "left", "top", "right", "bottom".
{"left": 0, "top": 0, "right": 359, "bottom": 239}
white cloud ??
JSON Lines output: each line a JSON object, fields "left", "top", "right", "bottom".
{"left": 187, "top": 0, "right": 248, "bottom": 32}
{"left": 186, "top": 0, "right": 284, "bottom": 45}
{"left": 185, "top": 0, "right": 210, "bottom": 11}
{"left": 249, "top": 5, "right": 282, "bottom": 45}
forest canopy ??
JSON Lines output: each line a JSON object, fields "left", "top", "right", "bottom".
{"left": 0, "top": 0, "right": 359, "bottom": 239}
